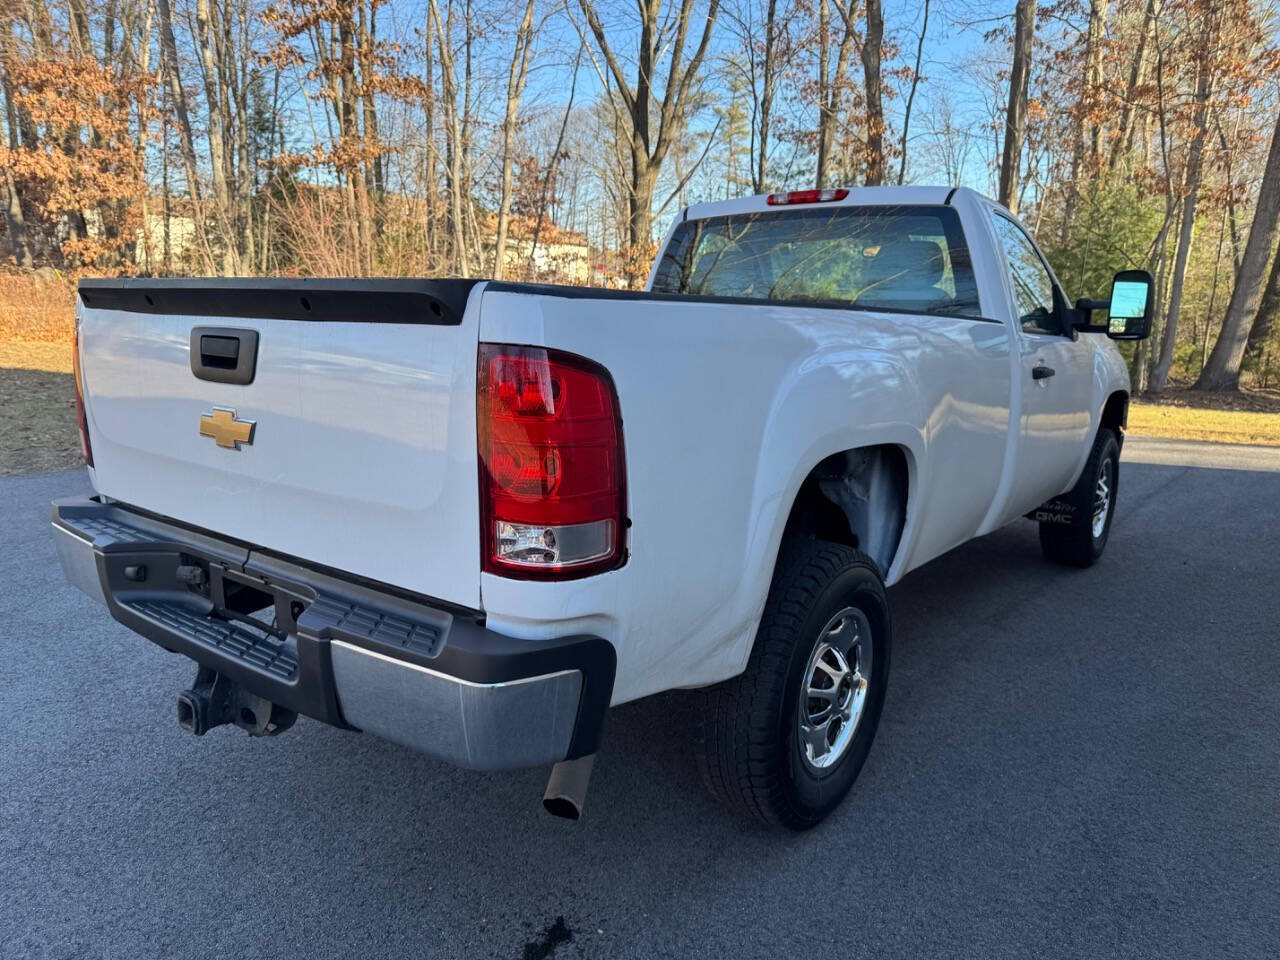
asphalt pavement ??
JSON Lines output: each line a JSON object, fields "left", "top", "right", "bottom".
{"left": 3, "top": 437, "right": 1278, "bottom": 959}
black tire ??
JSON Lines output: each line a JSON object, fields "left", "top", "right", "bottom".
{"left": 1038, "top": 427, "right": 1120, "bottom": 568}
{"left": 695, "top": 539, "right": 891, "bottom": 830}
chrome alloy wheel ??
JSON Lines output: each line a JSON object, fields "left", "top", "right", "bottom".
{"left": 798, "top": 607, "right": 873, "bottom": 772}
{"left": 1092, "top": 456, "right": 1114, "bottom": 539}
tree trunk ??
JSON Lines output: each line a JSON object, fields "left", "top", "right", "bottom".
{"left": 155, "top": 0, "right": 212, "bottom": 270}
{"left": 234, "top": 0, "right": 254, "bottom": 270}
{"left": 1198, "top": 113, "right": 1280, "bottom": 390}
{"left": 577, "top": 0, "right": 720, "bottom": 283}
{"left": 753, "top": 0, "right": 778, "bottom": 193}
{"left": 493, "top": 0, "right": 535, "bottom": 280}
{"left": 997, "top": 0, "right": 1036, "bottom": 212}
{"left": 358, "top": 0, "right": 382, "bottom": 199}
{"left": 0, "top": 46, "right": 35, "bottom": 267}
{"left": 133, "top": 0, "right": 156, "bottom": 272}
{"left": 529, "top": 48, "right": 580, "bottom": 277}
{"left": 1243, "top": 243, "right": 1280, "bottom": 372}
{"left": 428, "top": 0, "right": 470, "bottom": 275}
{"left": 897, "top": 0, "right": 928, "bottom": 185}
{"left": 1109, "top": 0, "right": 1157, "bottom": 170}
{"left": 196, "top": 0, "right": 240, "bottom": 273}
{"left": 1, "top": 169, "right": 34, "bottom": 268}
{"left": 816, "top": 0, "right": 831, "bottom": 187}
{"left": 423, "top": 0, "right": 436, "bottom": 264}
{"left": 860, "top": 0, "right": 884, "bottom": 185}
{"left": 816, "top": 0, "right": 857, "bottom": 189}
{"left": 1150, "top": 20, "right": 1216, "bottom": 394}
{"left": 1061, "top": 0, "right": 1108, "bottom": 243}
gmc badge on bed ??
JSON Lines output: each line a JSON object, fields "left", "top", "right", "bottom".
{"left": 199, "top": 408, "right": 256, "bottom": 450}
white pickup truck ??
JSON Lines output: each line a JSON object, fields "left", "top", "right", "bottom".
{"left": 53, "top": 185, "right": 1153, "bottom": 828}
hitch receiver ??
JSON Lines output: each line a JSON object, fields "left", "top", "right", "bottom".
{"left": 177, "top": 666, "right": 297, "bottom": 737}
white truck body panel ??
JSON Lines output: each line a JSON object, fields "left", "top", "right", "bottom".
{"left": 78, "top": 300, "right": 484, "bottom": 607}
{"left": 73, "top": 186, "right": 1132, "bottom": 710}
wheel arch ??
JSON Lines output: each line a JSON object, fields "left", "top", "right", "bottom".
{"left": 778, "top": 444, "right": 911, "bottom": 579}
{"left": 1100, "top": 389, "right": 1129, "bottom": 446}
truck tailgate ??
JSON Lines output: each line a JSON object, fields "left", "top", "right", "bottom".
{"left": 76, "top": 279, "right": 485, "bottom": 609}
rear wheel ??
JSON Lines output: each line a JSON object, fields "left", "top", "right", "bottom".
{"left": 1039, "top": 427, "right": 1120, "bottom": 568}
{"left": 695, "top": 539, "right": 890, "bottom": 830}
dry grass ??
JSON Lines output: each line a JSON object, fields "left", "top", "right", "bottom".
{"left": 0, "top": 273, "right": 78, "bottom": 374}
{"left": 0, "top": 271, "right": 76, "bottom": 345}
{"left": 1129, "top": 395, "right": 1280, "bottom": 447}
{"left": 0, "top": 340, "right": 73, "bottom": 373}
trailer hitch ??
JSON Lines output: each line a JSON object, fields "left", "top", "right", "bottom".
{"left": 177, "top": 666, "right": 297, "bottom": 737}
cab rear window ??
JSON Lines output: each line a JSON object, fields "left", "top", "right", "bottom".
{"left": 651, "top": 204, "right": 982, "bottom": 318}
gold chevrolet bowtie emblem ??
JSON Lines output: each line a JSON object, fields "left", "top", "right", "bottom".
{"left": 199, "top": 407, "right": 256, "bottom": 450}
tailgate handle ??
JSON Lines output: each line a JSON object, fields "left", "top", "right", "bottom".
{"left": 190, "top": 326, "right": 258, "bottom": 385}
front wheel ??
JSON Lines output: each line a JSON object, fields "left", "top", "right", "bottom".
{"left": 695, "top": 539, "right": 891, "bottom": 830}
{"left": 1039, "top": 427, "right": 1120, "bottom": 568}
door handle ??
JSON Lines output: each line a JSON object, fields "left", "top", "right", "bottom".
{"left": 1032, "top": 365, "right": 1056, "bottom": 380}
{"left": 190, "top": 326, "right": 258, "bottom": 385}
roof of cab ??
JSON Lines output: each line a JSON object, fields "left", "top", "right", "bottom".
{"left": 682, "top": 185, "right": 977, "bottom": 222}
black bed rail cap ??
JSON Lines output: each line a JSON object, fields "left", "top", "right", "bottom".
{"left": 76, "top": 277, "right": 485, "bottom": 326}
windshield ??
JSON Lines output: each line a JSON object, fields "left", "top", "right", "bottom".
{"left": 651, "top": 204, "right": 982, "bottom": 318}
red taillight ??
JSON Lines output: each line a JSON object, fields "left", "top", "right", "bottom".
{"left": 765, "top": 188, "right": 849, "bottom": 205}
{"left": 72, "top": 327, "right": 93, "bottom": 467}
{"left": 478, "top": 344, "right": 626, "bottom": 579}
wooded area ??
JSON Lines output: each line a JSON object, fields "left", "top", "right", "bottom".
{"left": 1, "top": 0, "right": 1278, "bottom": 391}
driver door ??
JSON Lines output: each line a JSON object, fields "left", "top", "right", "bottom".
{"left": 989, "top": 212, "right": 1093, "bottom": 517}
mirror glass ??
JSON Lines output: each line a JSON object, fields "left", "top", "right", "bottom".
{"left": 1109, "top": 280, "right": 1148, "bottom": 329}
{"left": 1107, "top": 272, "right": 1153, "bottom": 339}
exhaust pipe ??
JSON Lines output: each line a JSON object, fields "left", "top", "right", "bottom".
{"left": 542, "top": 754, "right": 595, "bottom": 820}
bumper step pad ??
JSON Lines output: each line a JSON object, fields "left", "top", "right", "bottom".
{"left": 127, "top": 598, "right": 298, "bottom": 681}
{"left": 299, "top": 596, "right": 445, "bottom": 660}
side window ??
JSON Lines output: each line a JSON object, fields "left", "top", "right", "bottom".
{"left": 991, "top": 214, "right": 1060, "bottom": 336}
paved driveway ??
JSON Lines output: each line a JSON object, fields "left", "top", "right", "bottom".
{"left": 3, "top": 438, "right": 1278, "bottom": 959}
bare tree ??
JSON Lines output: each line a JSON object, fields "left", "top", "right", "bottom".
{"left": 576, "top": 0, "right": 721, "bottom": 276}
{"left": 195, "top": 0, "right": 243, "bottom": 273}
{"left": 997, "top": 0, "right": 1036, "bottom": 213}
{"left": 920, "top": 90, "right": 974, "bottom": 185}
{"left": 756, "top": 0, "right": 779, "bottom": 192}
{"left": 1152, "top": 4, "right": 1218, "bottom": 392}
{"left": 859, "top": 0, "right": 884, "bottom": 184}
{"left": 1243, "top": 242, "right": 1280, "bottom": 372}
{"left": 1059, "top": 0, "right": 1108, "bottom": 244}
{"left": 529, "top": 48, "right": 583, "bottom": 276}
{"left": 428, "top": 0, "right": 472, "bottom": 274}
{"left": 493, "top": 0, "right": 537, "bottom": 280}
{"left": 156, "top": 0, "right": 213, "bottom": 269}
{"left": 1198, "top": 112, "right": 1280, "bottom": 390}
{"left": 0, "top": 20, "right": 37, "bottom": 267}
{"left": 728, "top": 0, "right": 784, "bottom": 193}
{"left": 897, "top": 0, "right": 929, "bottom": 185}
{"left": 1109, "top": 0, "right": 1159, "bottom": 170}
{"left": 816, "top": 0, "right": 858, "bottom": 188}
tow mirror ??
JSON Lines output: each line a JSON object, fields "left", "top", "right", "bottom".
{"left": 1073, "top": 269, "right": 1154, "bottom": 340}
{"left": 1105, "top": 270, "right": 1154, "bottom": 340}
